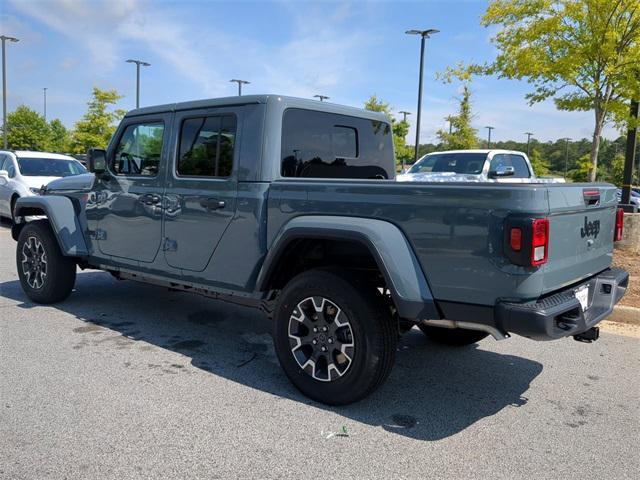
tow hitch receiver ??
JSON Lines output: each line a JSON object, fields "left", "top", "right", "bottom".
{"left": 573, "top": 327, "right": 600, "bottom": 343}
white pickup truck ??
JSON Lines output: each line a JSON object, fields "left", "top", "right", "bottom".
{"left": 397, "top": 149, "right": 565, "bottom": 183}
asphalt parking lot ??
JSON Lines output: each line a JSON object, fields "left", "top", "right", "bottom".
{"left": 1, "top": 223, "right": 639, "bottom": 480}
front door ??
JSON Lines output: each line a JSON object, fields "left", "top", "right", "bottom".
{"left": 96, "top": 114, "right": 171, "bottom": 263}
{"left": 162, "top": 108, "right": 239, "bottom": 272}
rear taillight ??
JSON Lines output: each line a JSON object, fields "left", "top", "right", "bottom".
{"left": 504, "top": 217, "right": 549, "bottom": 267}
{"left": 510, "top": 228, "right": 522, "bottom": 251}
{"left": 530, "top": 218, "right": 549, "bottom": 266}
{"left": 614, "top": 208, "right": 624, "bottom": 241}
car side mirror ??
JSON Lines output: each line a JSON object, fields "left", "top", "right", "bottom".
{"left": 87, "top": 148, "right": 107, "bottom": 174}
{"left": 0, "top": 169, "right": 8, "bottom": 178}
{"left": 489, "top": 165, "right": 515, "bottom": 178}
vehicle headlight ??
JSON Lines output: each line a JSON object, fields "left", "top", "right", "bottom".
{"left": 29, "top": 187, "right": 41, "bottom": 194}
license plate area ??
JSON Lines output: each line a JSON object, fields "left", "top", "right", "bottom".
{"left": 574, "top": 285, "right": 590, "bottom": 312}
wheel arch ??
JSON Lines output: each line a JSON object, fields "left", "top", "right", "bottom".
{"left": 257, "top": 215, "right": 440, "bottom": 321}
{"left": 13, "top": 196, "right": 88, "bottom": 256}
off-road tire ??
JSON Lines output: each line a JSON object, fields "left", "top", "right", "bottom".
{"left": 16, "top": 220, "right": 76, "bottom": 304}
{"left": 418, "top": 324, "right": 488, "bottom": 346}
{"left": 273, "top": 268, "right": 397, "bottom": 405}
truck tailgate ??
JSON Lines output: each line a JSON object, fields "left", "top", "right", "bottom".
{"left": 542, "top": 185, "right": 618, "bottom": 295}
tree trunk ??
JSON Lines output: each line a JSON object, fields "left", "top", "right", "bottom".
{"left": 589, "top": 107, "right": 605, "bottom": 182}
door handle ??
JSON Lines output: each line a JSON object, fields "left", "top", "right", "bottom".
{"left": 200, "top": 198, "right": 226, "bottom": 211}
{"left": 140, "top": 194, "right": 161, "bottom": 205}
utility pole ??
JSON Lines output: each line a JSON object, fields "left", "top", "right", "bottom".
{"left": 621, "top": 99, "right": 638, "bottom": 208}
{"left": 525, "top": 132, "right": 534, "bottom": 155}
{"left": 485, "top": 126, "right": 494, "bottom": 149}
{"left": 43, "top": 87, "right": 47, "bottom": 122}
{"left": 1, "top": 35, "right": 19, "bottom": 149}
{"left": 230, "top": 79, "right": 250, "bottom": 96}
{"left": 399, "top": 111, "right": 411, "bottom": 123}
{"left": 126, "top": 59, "right": 150, "bottom": 109}
{"left": 406, "top": 28, "right": 439, "bottom": 163}
{"left": 564, "top": 137, "right": 570, "bottom": 179}
{"left": 314, "top": 94, "right": 329, "bottom": 102}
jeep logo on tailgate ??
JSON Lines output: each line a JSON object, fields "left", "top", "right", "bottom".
{"left": 581, "top": 217, "right": 600, "bottom": 239}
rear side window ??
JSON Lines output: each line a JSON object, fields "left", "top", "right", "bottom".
{"left": 490, "top": 154, "right": 531, "bottom": 178}
{"left": 113, "top": 122, "right": 165, "bottom": 176}
{"left": 281, "top": 109, "right": 393, "bottom": 179}
{"left": 177, "top": 114, "right": 236, "bottom": 177}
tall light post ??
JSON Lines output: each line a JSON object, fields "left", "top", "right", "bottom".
{"left": 230, "top": 79, "right": 250, "bottom": 96}
{"left": 314, "top": 94, "right": 329, "bottom": 102}
{"left": 126, "top": 59, "right": 150, "bottom": 109}
{"left": 406, "top": 28, "right": 439, "bottom": 163}
{"left": 563, "top": 137, "right": 570, "bottom": 179}
{"left": 399, "top": 110, "right": 411, "bottom": 123}
{"left": 43, "top": 87, "right": 47, "bottom": 122}
{"left": 525, "top": 131, "right": 534, "bottom": 155}
{"left": 1, "top": 35, "right": 19, "bottom": 149}
{"left": 485, "top": 126, "right": 494, "bottom": 148}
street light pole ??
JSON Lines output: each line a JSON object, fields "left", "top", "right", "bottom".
{"left": 564, "top": 138, "right": 570, "bottom": 179}
{"left": 399, "top": 111, "right": 411, "bottom": 123}
{"left": 43, "top": 87, "right": 47, "bottom": 122}
{"left": 485, "top": 126, "right": 494, "bottom": 148}
{"left": 1, "top": 35, "right": 19, "bottom": 149}
{"left": 621, "top": 99, "right": 638, "bottom": 207}
{"left": 126, "top": 59, "right": 150, "bottom": 109}
{"left": 230, "top": 79, "right": 250, "bottom": 96}
{"left": 406, "top": 28, "right": 439, "bottom": 163}
{"left": 525, "top": 132, "right": 534, "bottom": 155}
{"left": 314, "top": 94, "right": 329, "bottom": 102}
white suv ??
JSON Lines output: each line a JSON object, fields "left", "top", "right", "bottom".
{"left": 0, "top": 150, "right": 86, "bottom": 221}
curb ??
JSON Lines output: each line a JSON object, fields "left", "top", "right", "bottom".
{"left": 607, "top": 305, "right": 640, "bottom": 325}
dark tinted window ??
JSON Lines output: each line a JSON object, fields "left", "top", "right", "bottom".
{"left": 409, "top": 152, "right": 487, "bottom": 175}
{"left": 177, "top": 114, "right": 236, "bottom": 177}
{"left": 113, "top": 122, "right": 164, "bottom": 176}
{"left": 0, "top": 155, "right": 6, "bottom": 171}
{"left": 17, "top": 158, "right": 86, "bottom": 177}
{"left": 281, "top": 109, "right": 393, "bottom": 179}
{"left": 490, "top": 154, "right": 531, "bottom": 178}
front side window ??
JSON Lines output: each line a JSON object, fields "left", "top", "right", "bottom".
{"left": 177, "top": 114, "right": 236, "bottom": 177}
{"left": 113, "top": 122, "right": 164, "bottom": 176}
{"left": 281, "top": 109, "right": 393, "bottom": 179}
{"left": 490, "top": 154, "right": 531, "bottom": 178}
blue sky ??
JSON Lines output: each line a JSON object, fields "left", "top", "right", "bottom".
{"left": 2, "top": 0, "right": 617, "bottom": 144}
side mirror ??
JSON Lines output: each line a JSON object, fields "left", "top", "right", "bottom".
{"left": 87, "top": 148, "right": 107, "bottom": 174}
{"left": 489, "top": 165, "right": 515, "bottom": 178}
{"left": 0, "top": 169, "right": 8, "bottom": 178}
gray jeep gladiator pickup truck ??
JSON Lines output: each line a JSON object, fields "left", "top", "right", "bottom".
{"left": 12, "top": 95, "right": 629, "bottom": 405}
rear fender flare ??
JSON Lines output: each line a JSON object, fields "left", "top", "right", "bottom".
{"left": 257, "top": 215, "right": 440, "bottom": 320}
{"left": 13, "top": 196, "right": 88, "bottom": 256}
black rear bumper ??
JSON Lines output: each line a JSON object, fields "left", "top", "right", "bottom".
{"left": 496, "top": 268, "right": 629, "bottom": 340}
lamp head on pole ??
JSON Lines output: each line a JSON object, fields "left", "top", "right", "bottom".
{"left": 405, "top": 29, "right": 440, "bottom": 38}
{"left": 126, "top": 59, "right": 151, "bottom": 67}
{"left": 0, "top": 35, "right": 19, "bottom": 43}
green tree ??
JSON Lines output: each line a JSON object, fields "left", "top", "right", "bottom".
{"left": 568, "top": 153, "right": 594, "bottom": 182}
{"left": 47, "top": 119, "right": 70, "bottom": 153}
{"left": 69, "top": 87, "right": 126, "bottom": 154}
{"left": 460, "top": 0, "right": 640, "bottom": 181}
{"left": 4, "top": 105, "right": 50, "bottom": 150}
{"left": 608, "top": 153, "right": 626, "bottom": 186}
{"left": 436, "top": 83, "right": 479, "bottom": 149}
{"left": 528, "top": 148, "right": 551, "bottom": 176}
{"left": 364, "top": 95, "right": 412, "bottom": 169}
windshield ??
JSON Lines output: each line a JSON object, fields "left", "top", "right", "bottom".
{"left": 408, "top": 152, "right": 488, "bottom": 175}
{"left": 17, "top": 157, "right": 87, "bottom": 177}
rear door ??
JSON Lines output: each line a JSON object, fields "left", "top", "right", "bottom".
{"left": 162, "top": 107, "right": 240, "bottom": 272}
{"left": 542, "top": 184, "right": 617, "bottom": 293}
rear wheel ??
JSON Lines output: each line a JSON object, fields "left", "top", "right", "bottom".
{"left": 418, "top": 324, "right": 488, "bottom": 346}
{"left": 273, "top": 269, "right": 397, "bottom": 405}
{"left": 16, "top": 221, "right": 76, "bottom": 304}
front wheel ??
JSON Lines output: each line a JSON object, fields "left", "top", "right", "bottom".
{"left": 16, "top": 220, "right": 76, "bottom": 304}
{"left": 273, "top": 269, "right": 397, "bottom": 405}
